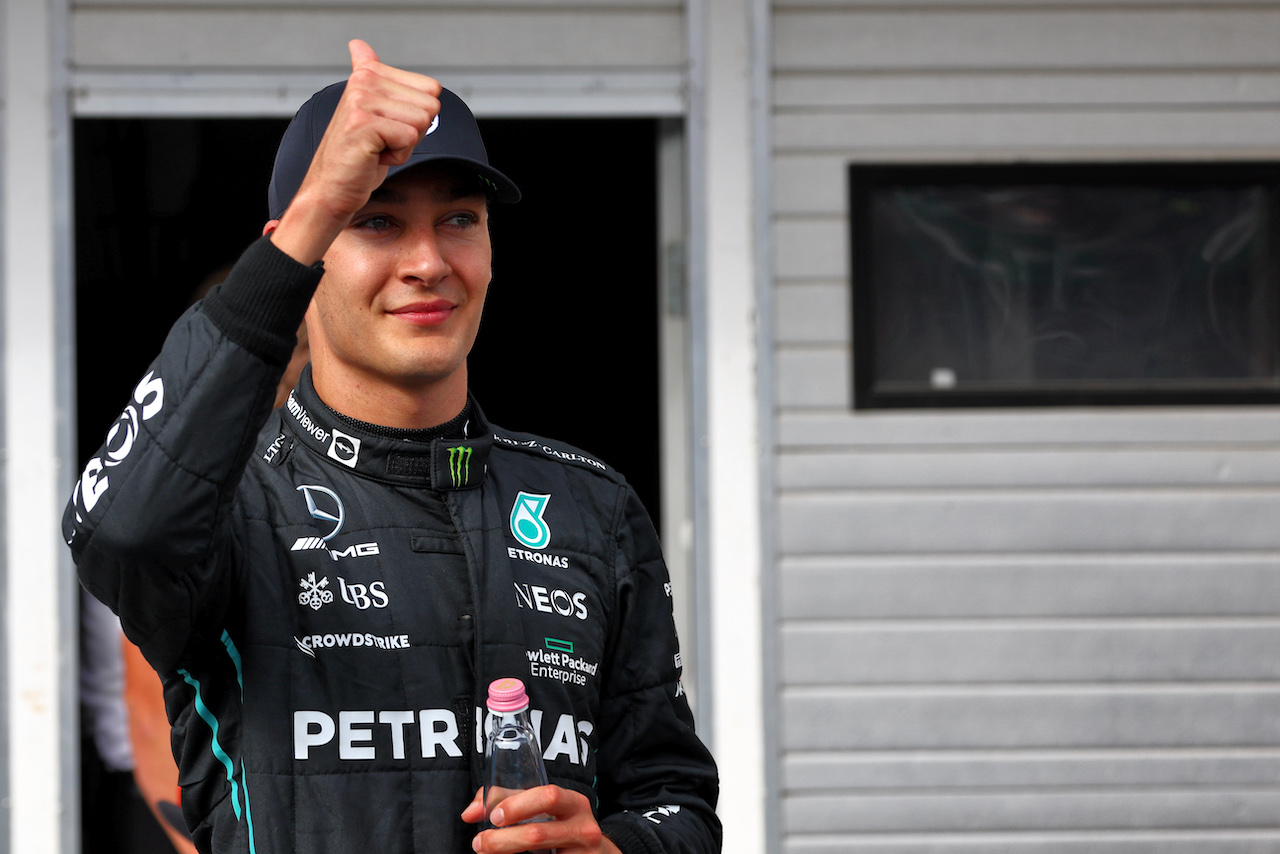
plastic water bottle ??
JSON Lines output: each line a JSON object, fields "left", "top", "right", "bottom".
{"left": 484, "top": 677, "right": 553, "bottom": 853}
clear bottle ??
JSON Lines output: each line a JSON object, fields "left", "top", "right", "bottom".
{"left": 483, "top": 677, "right": 553, "bottom": 854}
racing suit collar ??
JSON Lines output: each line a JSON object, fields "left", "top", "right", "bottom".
{"left": 282, "top": 365, "right": 491, "bottom": 489}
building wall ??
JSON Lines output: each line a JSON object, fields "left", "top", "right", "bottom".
{"left": 771, "top": 2, "right": 1280, "bottom": 852}
{"left": 67, "top": 0, "right": 685, "bottom": 116}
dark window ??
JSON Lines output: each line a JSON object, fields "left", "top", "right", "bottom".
{"left": 851, "top": 162, "right": 1280, "bottom": 408}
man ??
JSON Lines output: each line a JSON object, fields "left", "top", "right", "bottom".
{"left": 65, "top": 40, "right": 721, "bottom": 854}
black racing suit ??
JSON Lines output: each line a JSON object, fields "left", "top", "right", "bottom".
{"left": 64, "top": 237, "right": 721, "bottom": 854}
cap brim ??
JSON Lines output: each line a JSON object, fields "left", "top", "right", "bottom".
{"left": 387, "top": 153, "right": 521, "bottom": 204}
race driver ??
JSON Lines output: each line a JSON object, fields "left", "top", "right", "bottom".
{"left": 65, "top": 40, "right": 721, "bottom": 854}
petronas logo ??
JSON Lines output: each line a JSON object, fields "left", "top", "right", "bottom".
{"left": 510, "top": 492, "right": 551, "bottom": 550}
{"left": 447, "top": 446, "right": 472, "bottom": 487}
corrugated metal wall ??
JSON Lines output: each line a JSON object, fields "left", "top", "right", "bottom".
{"left": 772, "top": 2, "right": 1280, "bottom": 852}
{"left": 67, "top": 0, "right": 685, "bottom": 115}
{"left": 69, "top": 0, "right": 682, "bottom": 68}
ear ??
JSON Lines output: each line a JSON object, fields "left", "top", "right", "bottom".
{"left": 263, "top": 219, "right": 280, "bottom": 236}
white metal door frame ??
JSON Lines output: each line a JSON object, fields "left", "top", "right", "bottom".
{"left": 4, "top": 0, "right": 78, "bottom": 852}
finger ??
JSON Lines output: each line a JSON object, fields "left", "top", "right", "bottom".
{"left": 348, "top": 112, "right": 427, "bottom": 160}
{"left": 369, "top": 62, "right": 443, "bottom": 95}
{"left": 476, "top": 811, "right": 602, "bottom": 854}
{"left": 473, "top": 821, "right": 560, "bottom": 854}
{"left": 345, "top": 46, "right": 442, "bottom": 99}
{"left": 320, "top": 87, "right": 437, "bottom": 171}
{"left": 348, "top": 38, "right": 380, "bottom": 71}
{"left": 340, "top": 69, "right": 441, "bottom": 136}
{"left": 492, "top": 785, "right": 583, "bottom": 826}
{"left": 487, "top": 788, "right": 542, "bottom": 827}
{"left": 461, "top": 788, "right": 485, "bottom": 823}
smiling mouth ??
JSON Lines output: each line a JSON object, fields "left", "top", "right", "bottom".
{"left": 389, "top": 302, "right": 455, "bottom": 326}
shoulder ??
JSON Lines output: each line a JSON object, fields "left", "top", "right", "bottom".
{"left": 487, "top": 423, "right": 626, "bottom": 487}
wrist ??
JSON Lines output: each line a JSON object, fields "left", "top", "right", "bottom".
{"left": 268, "top": 189, "right": 351, "bottom": 265}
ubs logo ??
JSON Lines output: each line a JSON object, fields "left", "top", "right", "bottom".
{"left": 328, "top": 429, "right": 361, "bottom": 468}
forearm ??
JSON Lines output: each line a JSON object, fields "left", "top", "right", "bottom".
{"left": 66, "top": 237, "right": 322, "bottom": 666}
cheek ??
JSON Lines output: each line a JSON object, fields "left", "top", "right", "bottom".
{"left": 311, "top": 258, "right": 379, "bottom": 321}
{"left": 465, "top": 276, "right": 490, "bottom": 330}
{"left": 305, "top": 282, "right": 359, "bottom": 349}
{"left": 463, "top": 250, "right": 492, "bottom": 301}
{"left": 304, "top": 286, "right": 330, "bottom": 325}
{"left": 320, "top": 241, "right": 384, "bottom": 300}
{"left": 462, "top": 236, "right": 492, "bottom": 294}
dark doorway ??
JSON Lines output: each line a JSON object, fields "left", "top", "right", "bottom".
{"left": 473, "top": 118, "right": 661, "bottom": 511}
{"left": 73, "top": 116, "right": 662, "bottom": 513}
{"left": 73, "top": 114, "right": 662, "bottom": 854}
{"left": 74, "top": 118, "right": 290, "bottom": 469}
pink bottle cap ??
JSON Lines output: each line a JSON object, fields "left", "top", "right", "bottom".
{"left": 487, "top": 677, "right": 530, "bottom": 712}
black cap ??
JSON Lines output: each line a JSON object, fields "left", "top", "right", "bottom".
{"left": 267, "top": 81, "right": 521, "bottom": 220}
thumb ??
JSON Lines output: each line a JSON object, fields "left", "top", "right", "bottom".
{"left": 348, "top": 39, "right": 380, "bottom": 71}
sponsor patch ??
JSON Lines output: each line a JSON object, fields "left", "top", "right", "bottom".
{"left": 513, "top": 582, "right": 588, "bottom": 620}
{"left": 510, "top": 492, "right": 551, "bottom": 549}
{"left": 526, "top": 646, "right": 599, "bottom": 687}
{"left": 294, "top": 632, "right": 408, "bottom": 656}
{"left": 328, "top": 429, "right": 361, "bottom": 468}
{"left": 298, "top": 572, "right": 334, "bottom": 611}
{"left": 507, "top": 546, "right": 568, "bottom": 569}
{"left": 286, "top": 391, "right": 329, "bottom": 445}
{"left": 297, "top": 484, "right": 344, "bottom": 540}
{"left": 492, "top": 433, "right": 606, "bottom": 471}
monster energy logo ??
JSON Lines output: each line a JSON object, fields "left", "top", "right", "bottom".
{"left": 447, "top": 446, "right": 472, "bottom": 487}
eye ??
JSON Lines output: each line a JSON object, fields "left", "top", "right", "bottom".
{"left": 441, "top": 211, "right": 481, "bottom": 230}
{"left": 354, "top": 214, "right": 396, "bottom": 232}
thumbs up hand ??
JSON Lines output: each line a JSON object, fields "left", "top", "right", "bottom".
{"left": 269, "top": 40, "right": 443, "bottom": 265}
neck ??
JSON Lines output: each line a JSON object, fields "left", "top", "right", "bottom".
{"left": 310, "top": 363, "right": 468, "bottom": 430}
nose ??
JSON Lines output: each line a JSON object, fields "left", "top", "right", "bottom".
{"left": 398, "top": 224, "right": 451, "bottom": 287}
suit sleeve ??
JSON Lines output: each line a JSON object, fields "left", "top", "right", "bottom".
{"left": 596, "top": 485, "right": 722, "bottom": 854}
{"left": 64, "top": 236, "right": 321, "bottom": 673}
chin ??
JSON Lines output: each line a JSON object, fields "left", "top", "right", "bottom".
{"left": 393, "top": 358, "right": 467, "bottom": 387}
